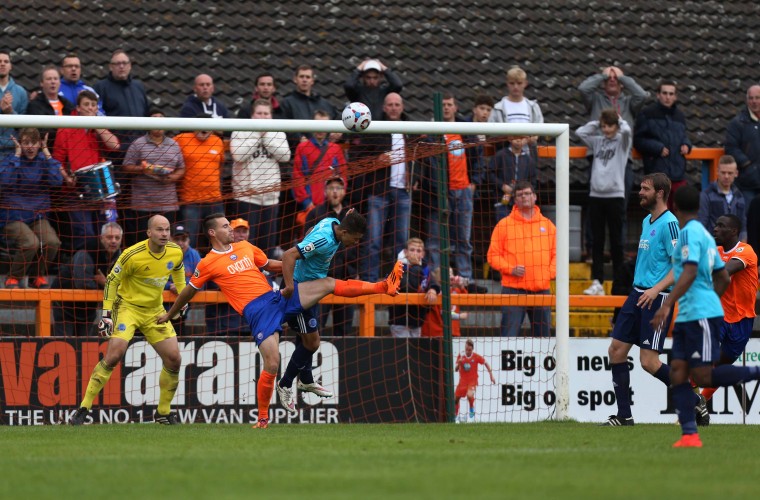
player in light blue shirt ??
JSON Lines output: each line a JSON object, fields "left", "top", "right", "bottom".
{"left": 277, "top": 208, "right": 367, "bottom": 413}
{"left": 293, "top": 216, "right": 343, "bottom": 282}
{"left": 670, "top": 220, "right": 725, "bottom": 322}
{"left": 652, "top": 186, "right": 760, "bottom": 448}
{"left": 603, "top": 173, "right": 683, "bottom": 426}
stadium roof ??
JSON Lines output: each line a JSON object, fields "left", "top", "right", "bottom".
{"left": 3, "top": 0, "right": 759, "bottom": 183}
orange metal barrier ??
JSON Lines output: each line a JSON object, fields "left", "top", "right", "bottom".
{"left": 538, "top": 146, "right": 724, "bottom": 184}
{"left": 0, "top": 289, "right": 625, "bottom": 337}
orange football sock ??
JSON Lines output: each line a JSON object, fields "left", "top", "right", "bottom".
{"left": 333, "top": 279, "right": 384, "bottom": 297}
{"left": 701, "top": 387, "right": 717, "bottom": 402}
{"left": 258, "top": 370, "right": 276, "bottom": 421}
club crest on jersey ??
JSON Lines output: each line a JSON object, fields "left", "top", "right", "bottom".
{"left": 230, "top": 254, "right": 238, "bottom": 261}
{"left": 650, "top": 229, "right": 656, "bottom": 236}
{"left": 303, "top": 243, "right": 315, "bottom": 253}
{"left": 167, "top": 262, "right": 174, "bottom": 270}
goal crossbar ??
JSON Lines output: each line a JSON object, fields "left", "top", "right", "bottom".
{"left": 0, "top": 114, "right": 571, "bottom": 420}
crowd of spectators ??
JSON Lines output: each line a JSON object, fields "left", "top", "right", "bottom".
{"left": 0, "top": 48, "right": 757, "bottom": 337}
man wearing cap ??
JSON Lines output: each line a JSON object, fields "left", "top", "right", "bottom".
{"left": 167, "top": 224, "right": 202, "bottom": 294}
{"left": 166, "top": 224, "right": 202, "bottom": 335}
{"left": 344, "top": 58, "right": 403, "bottom": 123}
{"left": 230, "top": 218, "right": 250, "bottom": 243}
{"left": 305, "top": 176, "right": 358, "bottom": 335}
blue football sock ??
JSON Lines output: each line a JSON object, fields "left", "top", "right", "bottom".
{"left": 652, "top": 363, "right": 670, "bottom": 386}
{"left": 711, "top": 365, "right": 760, "bottom": 386}
{"left": 673, "top": 382, "right": 697, "bottom": 435}
{"left": 298, "top": 349, "right": 315, "bottom": 385}
{"left": 279, "top": 343, "right": 312, "bottom": 388}
{"left": 611, "top": 362, "right": 632, "bottom": 419}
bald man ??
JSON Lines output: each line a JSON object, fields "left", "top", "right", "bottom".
{"left": 726, "top": 84, "right": 760, "bottom": 205}
{"left": 69, "top": 215, "right": 188, "bottom": 426}
{"left": 179, "top": 73, "right": 230, "bottom": 118}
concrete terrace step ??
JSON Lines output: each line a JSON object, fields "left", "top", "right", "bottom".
{"left": 555, "top": 312, "right": 613, "bottom": 329}
{"left": 551, "top": 280, "right": 614, "bottom": 296}
{"left": 570, "top": 327, "right": 612, "bottom": 338}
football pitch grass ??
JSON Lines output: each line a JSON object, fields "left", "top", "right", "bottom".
{"left": 2, "top": 422, "right": 759, "bottom": 499}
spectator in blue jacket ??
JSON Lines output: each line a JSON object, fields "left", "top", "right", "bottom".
{"left": 93, "top": 49, "right": 151, "bottom": 146}
{"left": 725, "top": 85, "right": 760, "bottom": 206}
{"left": 0, "top": 51, "right": 29, "bottom": 155}
{"left": 698, "top": 155, "right": 747, "bottom": 241}
{"left": 0, "top": 128, "right": 65, "bottom": 289}
{"left": 634, "top": 80, "right": 692, "bottom": 208}
{"left": 59, "top": 54, "right": 104, "bottom": 115}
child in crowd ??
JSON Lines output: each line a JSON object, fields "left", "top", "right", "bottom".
{"left": 488, "top": 66, "right": 544, "bottom": 148}
{"left": 292, "top": 109, "right": 347, "bottom": 237}
{"left": 576, "top": 108, "right": 632, "bottom": 296}
{"left": 0, "top": 128, "right": 65, "bottom": 289}
{"left": 487, "top": 135, "right": 538, "bottom": 220}
{"left": 389, "top": 238, "right": 440, "bottom": 338}
{"left": 422, "top": 267, "right": 469, "bottom": 338}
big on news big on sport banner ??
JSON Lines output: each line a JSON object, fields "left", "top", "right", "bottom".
{"left": 2, "top": 337, "right": 760, "bottom": 425}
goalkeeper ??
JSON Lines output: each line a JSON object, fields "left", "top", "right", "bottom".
{"left": 69, "top": 215, "right": 188, "bottom": 426}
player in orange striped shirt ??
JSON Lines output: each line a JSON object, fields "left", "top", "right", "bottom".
{"left": 701, "top": 214, "right": 758, "bottom": 403}
{"left": 159, "top": 213, "right": 403, "bottom": 428}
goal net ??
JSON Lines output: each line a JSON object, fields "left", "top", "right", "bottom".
{"left": 0, "top": 113, "right": 569, "bottom": 425}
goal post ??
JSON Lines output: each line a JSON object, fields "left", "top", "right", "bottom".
{"left": 0, "top": 113, "right": 571, "bottom": 423}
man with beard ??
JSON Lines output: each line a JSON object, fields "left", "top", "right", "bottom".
{"left": 600, "top": 173, "right": 707, "bottom": 427}
{"left": 53, "top": 222, "right": 123, "bottom": 336}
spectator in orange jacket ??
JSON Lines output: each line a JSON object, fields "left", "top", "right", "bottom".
{"left": 487, "top": 181, "right": 556, "bottom": 337}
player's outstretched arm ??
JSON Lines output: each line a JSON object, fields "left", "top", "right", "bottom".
{"left": 157, "top": 285, "right": 198, "bottom": 324}
{"left": 263, "top": 259, "right": 282, "bottom": 274}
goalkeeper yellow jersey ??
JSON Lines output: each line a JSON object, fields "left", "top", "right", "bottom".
{"left": 102, "top": 239, "right": 186, "bottom": 311}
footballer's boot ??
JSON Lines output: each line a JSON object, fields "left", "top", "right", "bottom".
{"left": 599, "top": 415, "right": 634, "bottom": 426}
{"left": 253, "top": 418, "right": 269, "bottom": 429}
{"left": 695, "top": 394, "right": 710, "bottom": 426}
{"left": 297, "top": 381, "right": 334, "bottom": 398}
{"left": 69, "top": 407, "right": 90, "bottom": 426}
{"left": 384, "top": 261, "right": 404, "bottom": 296}
{"left": 276, "top": 383, "right": 298, "bottom": 417}
{"left": 155, "top": 412, "right": 180, "bottom": 425}
{"left": 673, "top": 433, "right": 702, "bottom": 448}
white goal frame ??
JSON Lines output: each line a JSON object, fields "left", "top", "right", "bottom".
{"left": 0, "top": 114, "right": 571, "bottom": 420}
